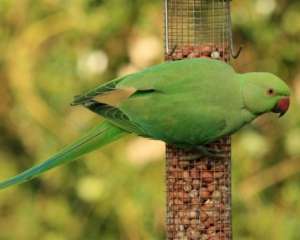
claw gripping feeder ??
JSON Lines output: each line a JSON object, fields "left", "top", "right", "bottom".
{"left": 164, "top": 1, "right": 233, "bottom": 239}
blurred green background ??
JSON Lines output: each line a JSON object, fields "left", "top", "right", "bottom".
{"left": 0, "top": 0, "right": 300, "bottom": 239}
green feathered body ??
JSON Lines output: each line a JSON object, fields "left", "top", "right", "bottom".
{"left": 74, "top": 58, "right": 255, "bottom": 145}
{"left": 0, "top": 58, "right": 290, "bottom": 189}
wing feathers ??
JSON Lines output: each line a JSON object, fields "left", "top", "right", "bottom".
{"left": 92, "top": 87, "right": 136, "bottom": 107}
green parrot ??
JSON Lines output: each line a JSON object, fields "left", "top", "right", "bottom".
{"left": 0, "top": 58, "right": 290, "bottom": 189}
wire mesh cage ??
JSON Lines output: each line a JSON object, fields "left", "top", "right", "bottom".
{"left": 165, "top": 0, "right": 232, "bottom": 62}
{"left": 164, "top": 0, "right": 232, "bottom": 239}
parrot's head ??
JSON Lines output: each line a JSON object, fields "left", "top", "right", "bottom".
{"left": 240, "top": 72, "right": 290, "bottom": 117}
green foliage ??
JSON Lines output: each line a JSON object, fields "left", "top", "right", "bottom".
{"left": 0, "top": 0, "right": 299, "bottom": 239}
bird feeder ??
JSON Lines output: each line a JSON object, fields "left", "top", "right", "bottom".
{"left": 164, "top": 0, "right": 233, "bottom": 239}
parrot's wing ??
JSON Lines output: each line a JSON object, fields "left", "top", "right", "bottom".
{"left": 71, "top": 73, "right": 157, "bottom": 106}
{"left": 71, "top": 76, "right": 157, "bottom": 135}
{"left": 71, "top": 77, "right": 125, "bottom": 106}
{"left": 72, "top": 58, "right": 234, "bottom": 106}
{"left": 71, "top": 58, "right": 234, "bottom": 139}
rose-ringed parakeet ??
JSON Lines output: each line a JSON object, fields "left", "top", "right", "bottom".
{"left": 0, "top": 58, "right": 290, "bottom": 189}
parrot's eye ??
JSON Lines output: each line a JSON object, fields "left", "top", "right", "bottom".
{"left": 267, "top": 88, "right": 275, "bottom": 96}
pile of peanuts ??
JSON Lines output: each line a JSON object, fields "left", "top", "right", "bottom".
{"left": 166, "top": 139, "right": 231, "bottom": 240}
{"left": 165, "top": 44, "right": 230, "bottom": 61}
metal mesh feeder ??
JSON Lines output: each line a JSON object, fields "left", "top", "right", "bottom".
{"left": 164, "top": 0, "right": 233, "bottom": 239}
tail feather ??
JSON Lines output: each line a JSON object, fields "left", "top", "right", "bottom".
{"left": 0, "top": 122, "right": 127, "bottom": 190}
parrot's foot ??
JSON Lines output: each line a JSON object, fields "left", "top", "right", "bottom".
{"left": 176, "top": 146, "right": 227, "bottom": 161}
{"left": 178, "top": 153, "right": 203, "bottom": 161}
{"left": 195, "top": 146, "right": 227, "bottom": 159}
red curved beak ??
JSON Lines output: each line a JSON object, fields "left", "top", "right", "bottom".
{"left": 272, "top": 97, "right": 290, "bottom": 117}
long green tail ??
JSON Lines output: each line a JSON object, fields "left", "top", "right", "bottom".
{"left": 0, "top": 122, "right": 127, "bottom": 190}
